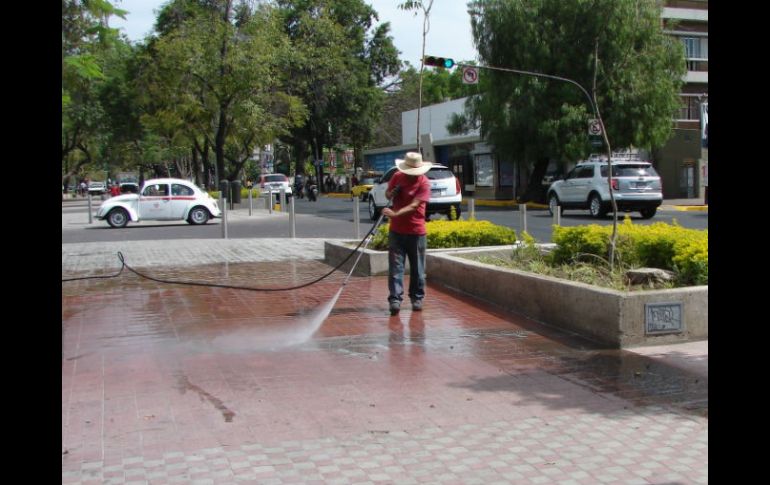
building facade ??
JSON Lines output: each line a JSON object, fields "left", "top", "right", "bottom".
{"left": 657, "top": 0, "right": 708, "bottom": 200}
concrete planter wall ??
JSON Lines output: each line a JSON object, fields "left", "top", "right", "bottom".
{"left": 426, "top": 248, "right": 707, "bottom": 348}
{"left": 324, "top": 241, "right": 707, "bottom": 348}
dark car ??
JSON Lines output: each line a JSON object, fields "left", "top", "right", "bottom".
{"left": 120, "top": 182, "right": 139, "bottom": 194}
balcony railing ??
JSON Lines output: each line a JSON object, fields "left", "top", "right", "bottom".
{"left": 686, "top": 58, "right": 708, "bottom": 72}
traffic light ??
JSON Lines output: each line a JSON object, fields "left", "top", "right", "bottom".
{"left": 424, "top": 56, "right": 455, "bottom": 68}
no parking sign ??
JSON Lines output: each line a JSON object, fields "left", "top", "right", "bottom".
{"left": 462, "top": 66, "right": 479, "bottom": 84}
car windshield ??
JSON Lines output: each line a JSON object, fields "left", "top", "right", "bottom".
{"left": 263, "top": 175, "right": 286, "bottom": 183}
{"left": 600, "top": 164, "right": 658, "bottom": 177}
{"left": 425, "top": 168, "right": 454, "bottom": 180}
{"left": 361, "top": 178, "right": 377, "bottom": 185}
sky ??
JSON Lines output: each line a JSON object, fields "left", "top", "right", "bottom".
{"left": 109, "top": 0, "right": 479, "bottom": 68}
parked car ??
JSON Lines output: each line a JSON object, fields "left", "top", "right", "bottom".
{"left": 87, "top": 181, "right": 106, "bottom": 195}
{"left": 351, "top": 174, "right": 381, "bottom": 201}
{"left": 95, "top": 178, "right": 221, "bottom": 228}
{"left": 119, "top": 182, "right": 139, "bottom": 194}
{"left": 367, "top": 164, "right": 462, "bottom": 221}
{"left": 546, "top": 158, "right": 662, "bottom": 219}
{"left": 258, "top": 173, "right": 293, "bottom": 198}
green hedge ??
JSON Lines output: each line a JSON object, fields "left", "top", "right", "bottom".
{"left": 208, "top": 188, "right": 261, "bottom": 199}
{"left": 370, "top": 220, "right": 517, "bottom": 250}
{"left": 550, "top": 218, "right": 708, "bottom": 285}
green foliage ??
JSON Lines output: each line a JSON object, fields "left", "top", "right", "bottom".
{"left": 550, "top": 219, "right": 708, "bottom": 285}
{"left": 511, "top": 231, "right": 541, "bottom": 264}
{"left": 370, "top": 220, "right": 517, "bottom": 250}
{"left": 466, "top": 0, "right": 685, "bottom": 169}
{"left": 278, "top": 0, "right": 400, "bottom": 168}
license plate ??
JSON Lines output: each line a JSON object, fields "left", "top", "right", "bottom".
{"left": 431, "top": 189, "right": 444, "bottom": 196}
{"left": 631, "top": 182, "right": 648, "bottom": 189}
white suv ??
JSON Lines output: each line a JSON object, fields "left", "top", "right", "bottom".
{"left": 368, "top": 164, "right": 462, "bottom": 220}
{"left": 546, "top": 158, "right": 662, "bottom": 219}
{"left": 259, "top": 173, "right": 293, "bottom": 197}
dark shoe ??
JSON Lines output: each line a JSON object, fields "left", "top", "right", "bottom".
{"left": 411, "top": 299, "right": 423, "bottom": 311}
{"left": 389, "top": 301, "right": 401, "bottom": 315}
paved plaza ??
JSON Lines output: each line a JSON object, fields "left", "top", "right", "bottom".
{"left": 62, "top": 239, "right": 707, "bottom": 484}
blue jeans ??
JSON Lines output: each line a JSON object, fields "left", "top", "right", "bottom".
{"left": 388, "top": 231, "right": 427, "bottom": 303}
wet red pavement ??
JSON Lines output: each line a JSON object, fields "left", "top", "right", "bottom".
{"left": 62, "top": 260, "right": 707, "bottom": 484}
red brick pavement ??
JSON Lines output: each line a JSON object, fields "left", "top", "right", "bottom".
{"left": 62, "top": 260, "right": 707, "bottom": 484}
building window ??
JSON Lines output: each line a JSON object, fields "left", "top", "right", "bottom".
{"left": 475, "top": 154, "right": 494, "bottom": 187}
{"left": 681, "top": 37, "right": 707, "bottom": 71}
{"left": 677, "top": 96, "right": 700, "bottom": 121}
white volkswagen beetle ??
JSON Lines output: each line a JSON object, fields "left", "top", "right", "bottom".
{"left": 96, "top": 178, "right": 221, "bottom": 228}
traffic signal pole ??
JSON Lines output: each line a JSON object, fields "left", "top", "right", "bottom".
{"left": 427, "top": 51, "right": 619, "bottom": 267}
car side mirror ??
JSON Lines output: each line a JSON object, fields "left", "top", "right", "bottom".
{"left": 374, "top": 178, "right": 381, "bottom": 184}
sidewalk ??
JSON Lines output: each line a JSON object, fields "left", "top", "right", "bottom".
{"left": 62, "top": 237, "right": 707, "bottom": 484}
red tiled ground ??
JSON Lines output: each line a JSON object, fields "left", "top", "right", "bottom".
{"left": 62, "top": 260, "right": 707, "bottom": 483}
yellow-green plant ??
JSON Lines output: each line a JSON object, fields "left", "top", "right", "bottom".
{"left": 550, "top": 219, "right": 708, "bottom": 285}
{"left": 370, "top": 220, "right": 517, "bottom": 250}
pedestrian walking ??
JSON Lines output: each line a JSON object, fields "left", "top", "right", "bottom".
{"left": 381, "top": 152, "right": 432, "bottom": 315}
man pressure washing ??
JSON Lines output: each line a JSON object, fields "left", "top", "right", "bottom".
{"left": 382, "top": 152, "right": 432, "bottom": 316}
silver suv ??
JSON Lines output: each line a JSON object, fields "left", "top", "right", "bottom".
{"left": 368, "top": 164, "right": 462, "bottom": 220}
{"left": 546, "top": 158, "right": 662, "bottom": 219}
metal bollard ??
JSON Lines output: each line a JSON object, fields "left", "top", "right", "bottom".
{"left": 553, "top": 206, "right": 561, "bottom": 226}
{"left": 248, "top": 188, "right": 253, "bottom": 216}
{"left": 87, "top": 193, "right": 93, "bottom": 224}
{"left": 267, "top": 189, "right": 273, "bottom": 214}
{"left": 468, "top": 197, "right": 475, "bottom": 220}
{"left": 279, "top": 188, "right": 286, "bottom": 212}
{"left": 519, "top": 203, "right": 527, "bottom": 235}
{"left": 222, "top": 198, "right": 228, "bottom": 239}
{"left": 289, "top": 196, "right": 296, "bottom": 238}
{"left": 353, "top": 196, "right": 360, "bottom": 239}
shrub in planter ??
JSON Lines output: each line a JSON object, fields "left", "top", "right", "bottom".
{"left": 550, "top": 218, "right": 708, "bottom": 285}
{"left": 370, "top": 220, "right": 517, "bottom": 250}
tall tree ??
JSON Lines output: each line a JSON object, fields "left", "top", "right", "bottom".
{"left": 465, "top": 0, "right": 685, "bottom": 202}
{"left": 137, "top": 1, "right": 305, "bottom": 183}
{"left": 62, "top": 0, "right": 127, "bottom": 185}
{"left": 277, "top": 0, "right": 399, "bottom": 181}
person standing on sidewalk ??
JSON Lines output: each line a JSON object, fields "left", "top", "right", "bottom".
{"left": 381, "top": 152, "right": 432, "bottom": 315}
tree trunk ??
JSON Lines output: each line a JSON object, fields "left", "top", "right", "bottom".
{"left": 520, "top": 157, "right": 550, "bottom": 203}
{"left": 215, "top": 107, "right": 227, "bottom": 183}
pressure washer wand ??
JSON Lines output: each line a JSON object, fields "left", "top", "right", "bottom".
{"left": 340, "top": 186, "right": 399, "bottom": 287}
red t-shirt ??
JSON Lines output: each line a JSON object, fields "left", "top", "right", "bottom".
{"left": 387, "top": 171, "right": 431, "bottom": 235}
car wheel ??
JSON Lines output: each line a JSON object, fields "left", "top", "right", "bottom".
{"left": 548, "top": 193, "right": 563, "bottom": 217}
{"left": 589, "top": 194, "right": 606, "bottom": 218}
{"left": 107, "top": 208, "right": 129, "bottom": 228}
{"left": 188, "top": 206, "right": 210, "bottom": 225}
{"left": 368, "top": 196, "right": 380, "bottom": 221}
{"left": 640, "top": 207, "right": 657, "bottom": 219}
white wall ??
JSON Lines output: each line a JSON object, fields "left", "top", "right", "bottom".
{"left": 401, "top": 97, "right": 480, "bottom": 146}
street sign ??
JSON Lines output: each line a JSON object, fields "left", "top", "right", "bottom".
{"left": 462, "top": 66, "right": 479, "bottom": 84}
{"left": 588, "top": 119, "right": 603, "bottom": 136}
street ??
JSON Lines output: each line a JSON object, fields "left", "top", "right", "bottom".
{"left": 62, "top": 195, "right": 708, "bottom": 244}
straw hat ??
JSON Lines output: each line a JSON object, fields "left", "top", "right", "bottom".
{"left": 395, "top": 152, "right": 432, "bottom": 176}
